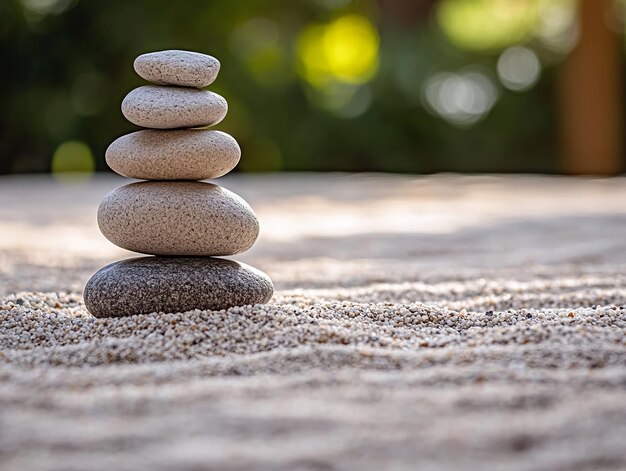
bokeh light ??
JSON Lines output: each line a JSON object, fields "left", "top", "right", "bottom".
{"left": 534, "top": 0, "right": 578, "bottom": 54}
{"left": 230, "top": 18, "right": 291, "bottom": 86}
{"left": 297, "top": 14, "right": 379, "bottom": 87}
{"left": 437, "top": 0, "right": 579, "bottom": 54}
{"left": 423, "top": 69, "right": 498, "bottom": 126}
{"left": 20, "top": 0, "right": 75, "bottom": 15}
{"left": 51, "top": 141, "right": 95, "bottom": 177}
{"left": 306, "top": 82, "right": 372, "bottom": 118}
{"left": 437, "top": 0, "right": 538, "bottom": 51}
{"left": 497, "top": 46, "right": 542, "bottom": 91}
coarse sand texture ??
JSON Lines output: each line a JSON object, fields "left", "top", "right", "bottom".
{"left": 84, "top": 50, "right": 273, "bottom": 317}
{"left": 1, "top": 173, "right": 626, "bottom": 470}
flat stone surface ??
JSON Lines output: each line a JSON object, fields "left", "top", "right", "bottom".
{"left": 134, "top": 50, "right": 220, "bottom": 88}
{"left": 84, "top": 256, "right": 273, "bottom": 317}
{"left": 121, "top": 85, "right": 227, "bottom": 129}
{"left": 106, "top": 129, "right": 240, "bottom": 180}
{"left": 98, "top": 181, "right": 259, "bottom": 256}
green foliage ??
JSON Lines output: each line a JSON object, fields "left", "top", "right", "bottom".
{"left": 0, "top": 0, "right": 562, "bottom": 174}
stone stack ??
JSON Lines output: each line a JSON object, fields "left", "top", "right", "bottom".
{"left": 84, "top": 50, "right": 273, "bottom": 318}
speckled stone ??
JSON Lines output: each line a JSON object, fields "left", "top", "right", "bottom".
{"left": 134, "top": 50, "right": 220, "bottom": 88}
{"left": 98, "top": 181, "right": 259, "bottom": 256}
{"left": 106, "top": 130, "right": 240, "bottom": 180}
{"left": 84, "top": 256, "right": 273, "bottom": 317}
{"left": 121, "top": 86, "right": 227, "bottom": 129}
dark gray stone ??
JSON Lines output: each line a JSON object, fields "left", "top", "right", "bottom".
{"left": 84, "top": 257, "right": 273, "bottom": 318}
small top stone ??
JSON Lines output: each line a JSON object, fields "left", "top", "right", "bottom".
{"left": 134, "top": 50, "right": 220, "bottom": 88}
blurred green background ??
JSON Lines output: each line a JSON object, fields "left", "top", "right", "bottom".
{"left": 1, "top": 0, "right": 624, "bottom": 175}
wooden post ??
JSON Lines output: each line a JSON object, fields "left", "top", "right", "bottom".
{"left": 559, "top": 0, "right": 624, "bottom": 175}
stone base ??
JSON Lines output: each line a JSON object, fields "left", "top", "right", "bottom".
{"left": 84, "top": 256, "right": 273, "bottom": 318}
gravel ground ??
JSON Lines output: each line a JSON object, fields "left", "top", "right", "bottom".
{"left": 0, "top": 173, "right": 625, "bottom": 471}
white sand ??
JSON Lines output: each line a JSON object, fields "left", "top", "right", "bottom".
{"left": 1, "top": 174, "right": 625, "bottom": 471}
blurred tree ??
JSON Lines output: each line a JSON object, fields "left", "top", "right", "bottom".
{"left": 559, "top": 0, "right": 624, "bottom": 175}
{"left": 0, "top": 0, "right": 623, "bottom": 175}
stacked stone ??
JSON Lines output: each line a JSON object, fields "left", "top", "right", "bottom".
{"left": 84, "top": 50, "right": 273, "bottom": 318}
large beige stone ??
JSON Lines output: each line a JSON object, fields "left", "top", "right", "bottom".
{"left": 98, "top": 181, "right": 259, "bottom": 256}
{"left": 106, "top": 130, "right": 240, "bottom": 180}
{"left": 134, "top": 50, "right": 220, "bottom": 88}
{"left": 121, "top": 86, "right": 227, "bottom": 129}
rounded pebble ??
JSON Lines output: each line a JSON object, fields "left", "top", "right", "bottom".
{"left": 98, "top": 181, "right": 259, "bottom": 256}
{"left": 106, "top": 130, "right": 240, "bottom": 180}
{"left": 84, "top": 257, "right": 273, "bottom": 318}
{"left": 121, "top": 86, "right": 227, "bottom": 129}
{"left": 134, "top": 50, "right": 220, "bottom": 88}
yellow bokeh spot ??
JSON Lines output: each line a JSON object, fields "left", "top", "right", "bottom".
{"left": 437, "top": 0, "right": 540, "bottom": 51}
{"left": 51, "top": 140, "right": 95, "bottom": 175}
{"left": 298, "top": 14, "right": 379, "bottom": 87}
